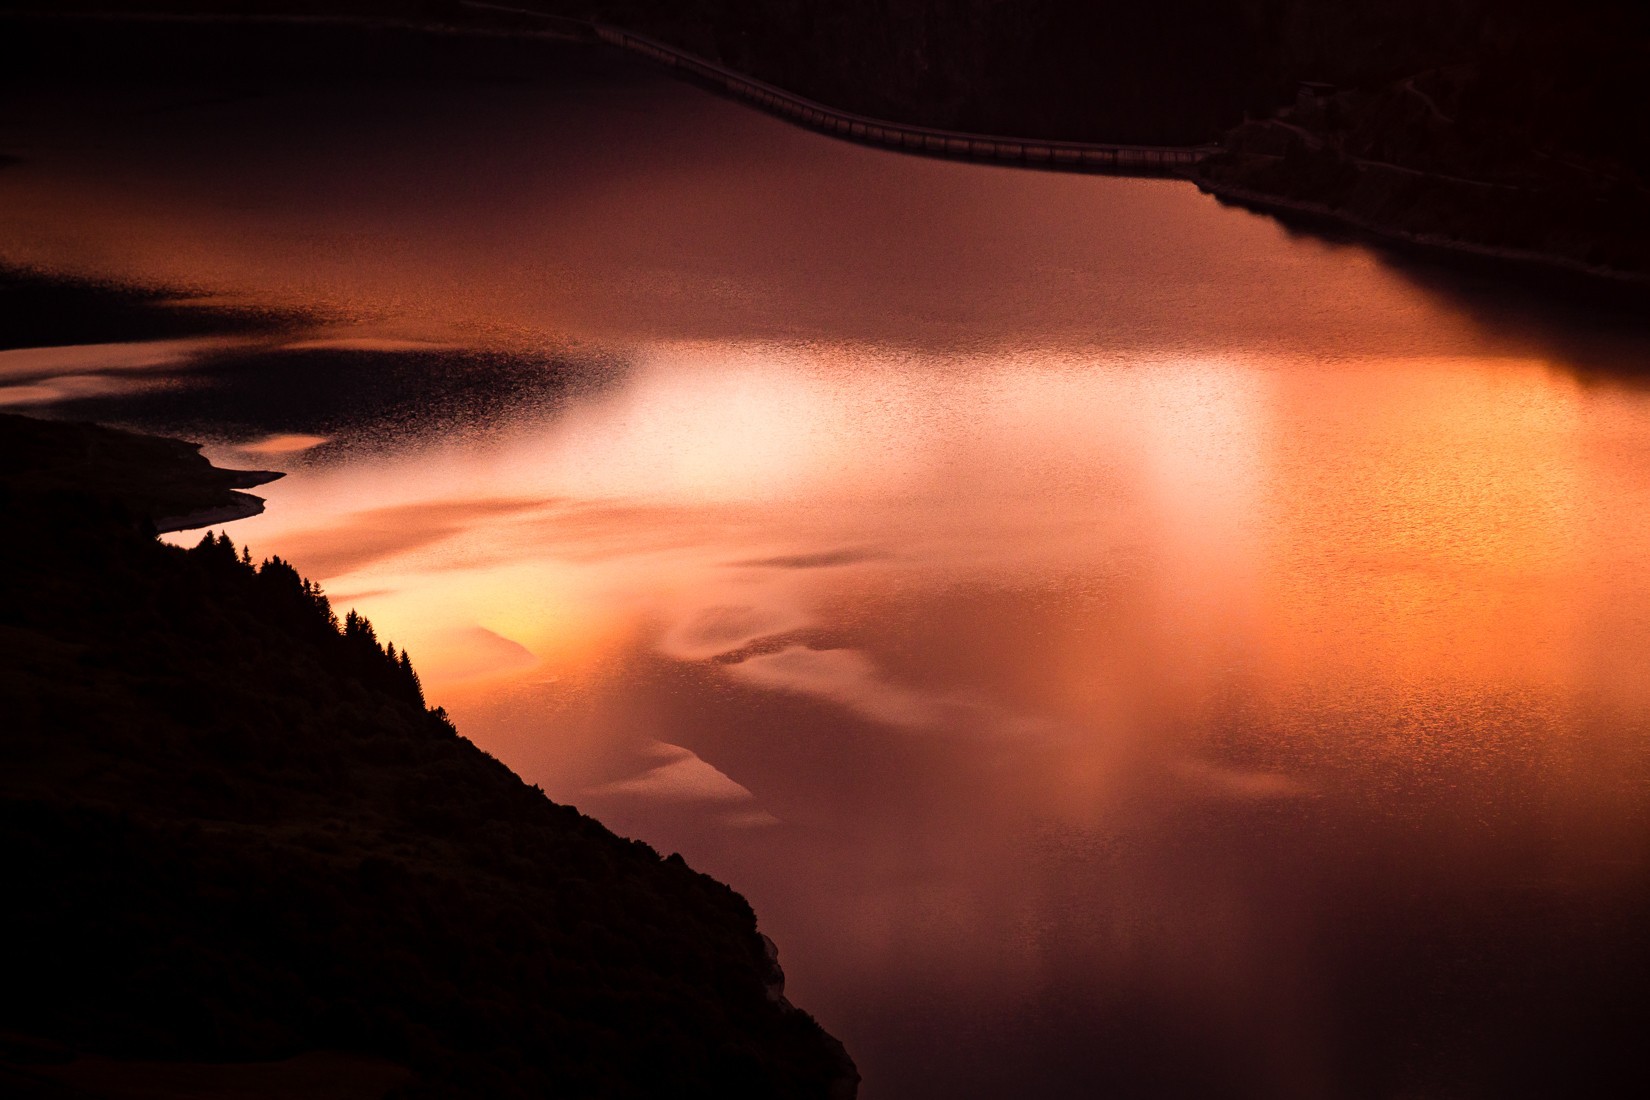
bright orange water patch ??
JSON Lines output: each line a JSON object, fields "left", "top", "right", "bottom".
{"left": 8, "top": 33, "right": 1650, "bottom": 1096}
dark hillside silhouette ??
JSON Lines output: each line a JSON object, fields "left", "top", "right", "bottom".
{"left": 0, "top": 264, "right": 300, "bottom": 353}
{"left": 0, "top": 417, "right": 856, "bottom": 1098}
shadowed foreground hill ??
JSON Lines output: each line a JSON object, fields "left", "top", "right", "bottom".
{"left": 0, "top": 417, "right": 856, "bottom": 1098}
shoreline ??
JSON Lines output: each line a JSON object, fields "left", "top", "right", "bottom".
{"left": 5, "top": 8, "right": 1642, "bottom": 296}
{"left": 0, "top": 410, "right": 286, "bottom": 528}
{"left": 154, "top": 480, "right": 281, "bottom": 534}
{"left": 0, "top": 7, "right": 1207, "bottom": 178}
{"left": 586, "top": 23, "right": 1211, "bottom": 178}
{"left": 1, "top": 404, "right": 860, "bottom": 1100}
{"left": 577, "top": 14, "right": 1647, "bottom": 294}
{"left": 1192, "top": 175, "right": 1650, "bottom": 303}
{"left": 0, "top": 254, "right": 861, "bottom": 1093}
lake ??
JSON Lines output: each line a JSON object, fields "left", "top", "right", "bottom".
{"left": 4, "top": 19, "right": 1649, "bottom": 1097}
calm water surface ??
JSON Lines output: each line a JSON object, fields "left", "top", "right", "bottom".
{"left": 5, "top": 24, "right": 1650, "bottom": 1097}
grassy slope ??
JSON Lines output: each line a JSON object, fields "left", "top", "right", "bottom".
{"left": 0, "top": 418, "right": 854, "bottom": 1097}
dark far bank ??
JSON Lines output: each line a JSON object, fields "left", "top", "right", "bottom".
{"left": 4, "top": 0, "right": 1646, "bottom": 286}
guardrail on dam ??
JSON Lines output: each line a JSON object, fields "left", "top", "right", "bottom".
{"left": 592, "top": 25, "right": 1215, "bottom": 177}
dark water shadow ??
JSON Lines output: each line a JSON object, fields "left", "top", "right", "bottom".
{"left": 27, "top": 343, "right": 612, "bottom": 452}
{"left": 1, "top": 265, "right": 624, "bottom": 452}
{"left": 1227, "top": 203, "right": 1650, "bottom": 385}
{"left": 1214, "top": 196, "right": 1650, "bottom": 383}
{"left": 1371, "top": 249, "right": 1650, "bottom": 386}
{"left": 0, "top": 263, "right": 303, "bottom": 352}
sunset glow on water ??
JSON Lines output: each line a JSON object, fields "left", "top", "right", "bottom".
{"left": 6, "top": 27, "right": 1650, "bottom": 1097}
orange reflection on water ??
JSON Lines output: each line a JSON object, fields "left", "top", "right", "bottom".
{"left": 16, "top": 30, "right": 1649, "bottom": 1093}
{"left": 207, "top": 330, "right": 1650, "bottom": 1096}
{"left": 209, "top": 337, "right": 1650, "bottom": 803}
{"left": 1255, "top": 358, "right": 1591, "bottom": 689}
